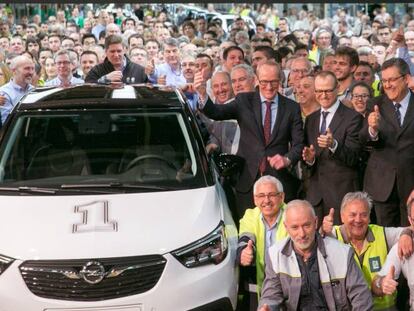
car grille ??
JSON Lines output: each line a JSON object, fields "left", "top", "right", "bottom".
{"left": 19, "top": 255, "right": 166, "bottom": 301}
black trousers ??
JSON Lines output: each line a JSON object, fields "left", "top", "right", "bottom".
{"left": 373, "top": 182, "right": 409, "bottom": 227}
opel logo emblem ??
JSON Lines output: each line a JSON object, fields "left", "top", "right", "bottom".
{"left": 79, "top": 261, "right": 106, "bottom": 284}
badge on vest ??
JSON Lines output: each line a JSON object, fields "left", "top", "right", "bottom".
{"left": 369, "top": 256, "right": 382, "bottom": 272}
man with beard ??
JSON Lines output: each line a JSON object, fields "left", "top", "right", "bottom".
{"left": 333, "top": 46, "right": 359, "bottom": 104}
{"left": 0, "top": 56, "right": 35, "bottom": 125}
{"left": 258, "top": 199, "right": 373, "bottom": 311}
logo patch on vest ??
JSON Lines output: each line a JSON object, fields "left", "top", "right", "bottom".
{"left": 369, "top": 256, "right": 382, "bottom": 272}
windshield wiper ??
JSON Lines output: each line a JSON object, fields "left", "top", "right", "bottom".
{"left": 60, "top": 182, "right": 174, "bottom": 191}
{"left": 0, "top": 186, "right": 58, "bottom": 194}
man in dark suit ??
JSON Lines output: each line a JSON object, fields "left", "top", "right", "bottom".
{"left": 194, "top": 60, "right": 304, "bottom": 215}
{"left": 302, "top": 71, "right": 363, "bottom": 226}
{"left": 360, "top": 58, "right": 414, "bottom": 227}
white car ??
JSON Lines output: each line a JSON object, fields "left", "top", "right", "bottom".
{"left": 0, "top": 84, "right": 239, "bottom": 310}
{"left": 211, "top": 14, "right": 256, "bottom": 33}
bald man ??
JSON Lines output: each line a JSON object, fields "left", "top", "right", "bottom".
{"left": 0, "top": 55, "right": 35, "bottom": 125}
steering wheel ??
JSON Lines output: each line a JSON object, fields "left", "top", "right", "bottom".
{"left": 125, "top": 154, "right": 177, "bottom": 171}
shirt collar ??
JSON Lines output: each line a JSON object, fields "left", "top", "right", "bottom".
{"left": 260, "top": 208, "right": 282, "bottom": 230}
{"left": 260, "top": 93, "right": 279, "bottom": 105}
{"left": 10, "top": 79, "right": 32, "bottom": 92}
{"left": 339, "top": 224, "right": 375, "bottom": 243}
{"left": 394, "top": 90, "right": 410, "bottom": 108}
{"left": 321, "top": 99, "right": 340, "bottom": 114}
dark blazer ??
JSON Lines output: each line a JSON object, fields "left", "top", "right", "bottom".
{"left": 202, "top": 90, "right": 304, "bottom": 200}
{"left": 85, "top": 56, "right": 148, "bottom": 83}
{"left": 359, "top": 92, "right": 414, "bottom": 203}
{"left": 304, "top": 102, "right": 363, "bottom": 209}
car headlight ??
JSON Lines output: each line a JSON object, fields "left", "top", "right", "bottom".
{"left": 0, "top": 254, "right": 14, "bottom": 275}
{"left": 172, "top": 222, "right": 228, "bottom": 268}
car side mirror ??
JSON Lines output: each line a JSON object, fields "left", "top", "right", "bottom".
{"left": 212, "top": 153, "right": 244, "bottom": 177}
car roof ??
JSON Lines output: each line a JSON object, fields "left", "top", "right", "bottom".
{"left": 18, "top": 84, "right": 188, "bottom": 111}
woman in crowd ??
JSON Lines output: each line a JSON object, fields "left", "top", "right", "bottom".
{"left": 350, "top": 81, "right": 373, "bottom": 117}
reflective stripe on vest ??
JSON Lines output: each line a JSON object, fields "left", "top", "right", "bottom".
{"left": 335, "top": 224, "right": 396, "bottom": 310}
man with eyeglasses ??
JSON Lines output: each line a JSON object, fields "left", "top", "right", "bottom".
{"left": 45, "top": 50, "right": 84, "bottom": 87}
{"left": 302, "top": 71, "right": 363, "bottom": 226}
{"left": 238, "top": 175, "right": 288, "bottom": 310}
{"left": 285, "top": 56, "right": 312, "bottom": 100}
{"left": 372, "top": 189, "right": 414, "bottom": 310}
{"left": 359, "top": 58, "right": 414, "bottom": 227}
{"left": 195, "top": 60, "right": 304, "bottom": 215}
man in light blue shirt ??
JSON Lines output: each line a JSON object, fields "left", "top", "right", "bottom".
{"left": 145, "top": 37, "right": 186, "bottom": 87}
{"left": 92, "top": 10, "right": 109, "bottom": 41}
{"left": 45, "top": 50, "right": 84, "bottom": 87}
{"left": 0, "top": 55, "right": 35, "bottom": 125}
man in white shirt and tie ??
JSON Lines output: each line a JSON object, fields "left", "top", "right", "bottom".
{"left": 360, "top": 58, "right": 414, "bottom": 227}
{"left": 302, "top": 70, "right": 364, "bottom": 226}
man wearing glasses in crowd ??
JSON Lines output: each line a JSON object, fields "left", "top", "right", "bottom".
{"left": 194, "top": 60, "right": 304, "bottom": 215}
{"left": 360, "top": 58, "right": 414, "bottom": 227}
{"left": 302, "top": 71, "right": 363, "bottom": 226}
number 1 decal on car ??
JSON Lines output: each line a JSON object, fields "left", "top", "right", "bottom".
{"left": 72, "top": 201, "right": 118, "bottom": 233}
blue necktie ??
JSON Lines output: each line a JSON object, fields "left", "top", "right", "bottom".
{"left": 395, "top": 103, "right": 402, "bottom": 127}
{"left": 320, "top": 111, "right": 329, "bottom": 134}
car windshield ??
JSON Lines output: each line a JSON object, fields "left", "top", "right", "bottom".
{"left": 0, "top": 110, "right": 206, "bottom": 191}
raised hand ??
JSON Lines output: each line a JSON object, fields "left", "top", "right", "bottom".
{"left": 317, "top": 128, "right": 334, "bottom": 149}
{"left": 368, "top": 105, "right": 380, "bottom": 134}
{"left": 193, "top": 68, "right": 207, "bottom": 99}
{"left": 145, "top": 58, "right": 155, "bottom": 76}
{"left": 321, "top": 208, "right": 335, "bottom": 236}
{"left": 381, "top": 265, "right": 398, "bottom": 295}
{"left": 240, "top": 240, "right": 254, "bottom": 266}
{"left": 157, "top": 74, "right": 166, "bottom": 85}
{"left": 302, "top": 144, "right": 315, "bottom": 163}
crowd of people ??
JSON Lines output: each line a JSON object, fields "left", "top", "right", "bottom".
{"left": 0, "top": 3, "right": 413, "bottom": 310}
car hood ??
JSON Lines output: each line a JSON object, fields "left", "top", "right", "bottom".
{"left": 0, "top": 186, "right": 223, "bottom": 260}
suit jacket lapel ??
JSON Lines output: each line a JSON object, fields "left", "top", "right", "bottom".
{"left": 327, "top": 102, "right": 344, "bottom": 135}
{"left": 382, "top": 99, "right": 400, "bottom": 130}
{"left": 398, "top": 91, "right": 414, "bottom": 137}
{"left": 312, "top": 110, "right": 323, "bottom": 157}
{"left": 253, "top": 91, "right": 265, "bottom": 143}
{"left": 268, "top": 94, "right": 285, "bottom": 145}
